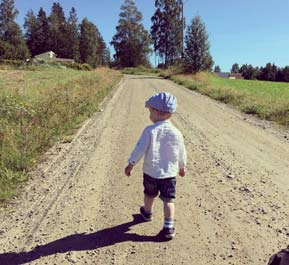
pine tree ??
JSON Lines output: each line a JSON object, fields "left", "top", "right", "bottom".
{"left": 184, "top": 16, "right": 213, "bottom": 73}
{"left": 231, "top": 63, "right": 239, "bottom": 73}
{"left": 0, "top": 0, "right": 30, "bottom": 59}
{"left": 33, "top": 8, "right": 51, "bottom": 55}
{"left": 239, "top": 64, "right": 258, "bottom": 80}
{"left": 66, "top": 7, "right": 80, "bottom": 61}
{"left": 103, "top": 46, "right": 111, "bottom": 66}
{"left": 49, "top": 2, "right": 67, "bottom": 58}
{"left": 276, "top": 66, "right": 289, "bottom": 82}
{"left": 214, "top": 65, "right": 221, "bottom": 72}
{"left": 151, "top": 0, "right": 183, "bottom": 66}
{"left": 79, "top": 18, "right": 104, "bottom": 68}
{"left": 258, "top": 63, "right": 278, "bottom": 81}
{"left": 110, "top": 0, "right": 151, "bottom": 67}
{"left": 24, "top": 9, "right": 38, "bottom": 56}
{"left": 97, "top": 35, "right": 106, "bottom": 65}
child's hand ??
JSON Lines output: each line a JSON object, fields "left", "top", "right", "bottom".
{"left": 125, "top": 164, "right": 134, "bottom": 176}
{"left": 179, "top": 168, "right": 185, "bottom": 177}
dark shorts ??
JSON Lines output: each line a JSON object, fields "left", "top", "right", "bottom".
{"left": 143, "top": 173, "right": 176, "bottom": 202}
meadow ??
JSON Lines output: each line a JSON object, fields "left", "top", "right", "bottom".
{"left": 170, "top": 73, "right": 289, "bottom": 127}
{"left": 0, "top": 67, "right": 122, "bottom": 201}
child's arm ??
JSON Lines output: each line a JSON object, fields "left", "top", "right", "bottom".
{"left": 179, "top": 168, "right": 186, "bottom": 177}
{"left": 124, "top": 163, "right": 134, "bottom": 176}
{"left": 178, "top": 135, "right": 187, "bottom": 177}
{"left": 125, "top": 128, "right": 150, "bottom": 176}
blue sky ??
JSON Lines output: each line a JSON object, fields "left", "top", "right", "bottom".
{"left": 14, "top": 0, "right": 289, "bottom": 71}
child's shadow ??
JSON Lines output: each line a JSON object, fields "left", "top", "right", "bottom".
{"left": 0, "top": 214, "right": 167, "bottom": 265}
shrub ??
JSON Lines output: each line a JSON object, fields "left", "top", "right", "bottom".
{"left": 0, "top": 59, "right": 25, "bottom": 67}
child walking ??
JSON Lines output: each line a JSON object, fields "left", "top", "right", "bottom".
{"left": 124, "top": 92, "right": 187, "bottom": 239}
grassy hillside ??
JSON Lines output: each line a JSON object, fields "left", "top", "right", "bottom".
{"left": 170, "top": 72, "right": 289, "bottom": 127}
{"left": 0, "top": 67, "right": 122, "bottom": 201}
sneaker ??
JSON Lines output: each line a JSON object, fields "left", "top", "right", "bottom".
{"left": 140, "top": 206, "right": 152, "bottom": 221}
{"left": 161, "top": 227, "right": 175, "bottom": 239}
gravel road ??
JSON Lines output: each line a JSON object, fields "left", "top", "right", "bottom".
{"left": 0, "top": 75, "right": 289, "bottom": 265}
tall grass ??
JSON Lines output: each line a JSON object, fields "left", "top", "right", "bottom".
{"left": 0, "top": 67, "right": 122, "bottom": 201}
{"left": 121, "top": 66, "right": 160, "bottom": 76}
{"left": 170, "top": 72, "right": 289, "bottom": 127}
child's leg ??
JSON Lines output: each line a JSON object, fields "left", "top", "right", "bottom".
{"left": 163, "top": 201, "right": 175, "bottom": 220}
{"left": 140, "top": 195, "right": 154, "bottom": 221}
{"left": 160, "top": 177, "right": 176, "bottom": 233}
{"left": 143, "top": 174, "right": 158, "bottom": 214}
{"left": 144, "top": 195, "right": 155, "bottom": 212}
{"left": 162, "top": 202, "right": 175, "bottom": 238}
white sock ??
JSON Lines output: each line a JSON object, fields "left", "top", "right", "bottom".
{"left": 163, "top": 218, "right": 174, "bottom": 229}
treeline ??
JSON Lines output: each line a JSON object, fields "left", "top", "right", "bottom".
{"left": 110, "top": 0, "right": 213, "bottom": 72}
{"left": 230, "top": 63, "right": 289, "bottom": 82}
{"left": 0, "top": 0, "right": 214, "bottom": 72}
{"left": 0, "top": 0, "right": 109, "bottom": 67}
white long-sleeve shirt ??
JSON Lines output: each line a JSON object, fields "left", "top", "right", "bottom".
{"left": 128, "top": 120, "right": 187, "bottom": 179}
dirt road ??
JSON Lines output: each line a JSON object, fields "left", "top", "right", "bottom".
{"left": 0, "top": 75, "right": 289, "bottom": 265}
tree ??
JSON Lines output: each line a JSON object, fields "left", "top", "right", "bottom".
{"left": 49, "top": 2, "right": 67, "bottom": 58}
{"left": 66, "top": 7, "right": 80, "bottom": 61}
{"left": 0, "top": 0, "right": 30, "bottom": 59}
{"left": 276, "top": 66, "right": 289, "bottom": 82}
{"left": 110, "top": 0, "right": 151, "bottom": 67}
{"left": 24, "top": 9, "right": 38, "bottom": 56}
{"left": 79, "top": 18, "right": 104, "bottom": 67}
{"left": 32, "top": 8, "right": 51, "bottom": 55}
{"left": 103, "top": 46, "right": 111, "bottom": 66}
{"left": 258, "top": 63, "right": 278, "bottom": 81}
{"left": 231, "top": 63, "right": 239, "bottom": 73}
{"left": 214, "top": 65, "right": 221, "bottom": 72}
{"left": 97, "top": 35, "right": 107, "bottom": 65}
{"left": 183, "top": 16, "right": 213, "bottom": 73}
{"left": 151, "top": 0, "right": 183, "bottom": 66}
{"left": 0, "top": 38, "right": 13, "bottom": 59}
{"left": 239, "top": 64, "right": 258, "bottom": 80}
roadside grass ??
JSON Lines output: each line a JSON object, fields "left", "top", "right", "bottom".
{"left": 0, "top": 67, "right": 122, "bottom": 202}
{"left": 169, "top": 72, "right": 289, "bottom": 128}
{"left": 121, "top": 66, "right": 160, "bottom": 76}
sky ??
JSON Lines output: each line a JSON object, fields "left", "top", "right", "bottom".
{"left": 14, "top": 0, "right": 289, "bottom": 72}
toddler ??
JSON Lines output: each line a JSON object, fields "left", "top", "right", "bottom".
{"left": 124, "top": 92, "right": 187, "bottom": 239}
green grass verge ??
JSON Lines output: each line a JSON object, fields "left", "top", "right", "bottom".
{"left": 170, "top": 72, "right": 289, "bottom": 128}
{"left": 0, "top": 67, "right": 122, "bottom": 202}
{"left": 121, "top": 66, "right": 160, "bottom": 76}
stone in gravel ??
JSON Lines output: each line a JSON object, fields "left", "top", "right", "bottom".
{"left": 276, "top": 229, "right": 282, "bottom": 234}
{"left": 239, "top": 186, "right": 252, "bottom": 193}
{"left": 258, "top": 207, "right": 268, "bottom": 214}
{"left": 227, "top": 174, "right": 235, "bottom": 179}
{"left": 65, "top": 253, "right": 77, "bottom": 263}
